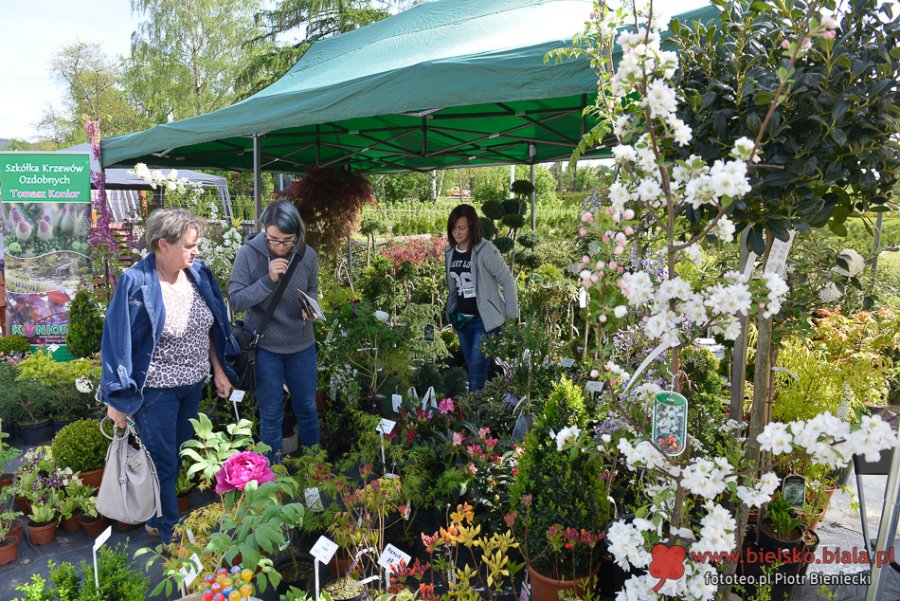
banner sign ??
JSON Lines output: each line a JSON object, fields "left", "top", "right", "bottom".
{"left": 0, "top": 152, "right": 92, "bottom": 349}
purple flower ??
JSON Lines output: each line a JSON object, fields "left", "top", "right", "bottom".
{"left": 215, "top": 452, "right": 275, "bottom": 494}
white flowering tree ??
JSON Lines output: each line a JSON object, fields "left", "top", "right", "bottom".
{"left": 545, "top": 1, "right": 898, "bottom": 598}
{"left": 130, "top": 163, "right": 243, "bottom": 292}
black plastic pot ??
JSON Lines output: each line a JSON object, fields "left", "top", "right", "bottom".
{"left": 16, "top": 421, "right": 52, "bottom": 445}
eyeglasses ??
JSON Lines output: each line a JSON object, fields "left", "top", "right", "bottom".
{"left": 265, "top": 236, "right": 296, "bottom": 247}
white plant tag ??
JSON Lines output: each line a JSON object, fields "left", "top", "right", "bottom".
{"left": 421, "top": 386, "right": 436, "bottom": 410}
{"left": 378, "top": 543, "right": 412, "bottom": 571}
{"left": 578, "top": 287, "right": 588, "bottom": 308}
{"left": 229, "top": 390, "right": 246, "bottom": 403}
{"left": 310, "top": 535, "right": 339, "bottom": 565}
{"left": 584, "top": 380, "right": 604, "bottom": 393}
{"left": 391, "top": 394, "right": 403, "bottom": 412}
{"left": 559, "top": 357, "right": 576, "bottom": 368}
{"left": 376, "top": 418, "right": 396, "bottom": 435}
{"left": 180, "top": 553, "right": 203, "bottom": 588}
{"left": 92, "top": 526, "right": 112, "bottom": 589}
{"left": 305, "top": 487, "right": 324, "bottom": 512}
{"left": 47, "top": 344, "right": 60, "bottom": 354}
{"left": 764, "top": 230, "right": 795, "bottom": 276}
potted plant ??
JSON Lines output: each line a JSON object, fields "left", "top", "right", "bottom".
{"left": 15, "top": 350, "right": 101, "bottom": 435}
{"left": 50, "top": 418, "right": 111, "bottom": 487}
{"left": 0, "top": 509, "right": 24, "bottom": 565}
{"left": 508, "top": 377, "right": 612, "bottom": 601}
{"left": 78, "top": 494, "right": 110, "bottom": 536}
{"left": 175, "top": 466, "right": 195, "bottom": 514}
{"left": 12, "top": 382, "right": 53, "bottom": 445}
{"left": 0, "top": 419, "right": 21, "bottom": 490}
{"left": 26, "top": 494, "right": 60, "bottom": 545}
{"left": 759, "top": 494, "right": 804, "bottom": 554}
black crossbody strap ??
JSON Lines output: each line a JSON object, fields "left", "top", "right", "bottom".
{"left": 252, "top": 243, "right": 307, "bottom": 346}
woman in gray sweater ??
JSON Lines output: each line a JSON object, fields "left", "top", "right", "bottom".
{"left": 445, "top": 204, "right": 518, "bottom": 391}
{"left": 228, "top": 201, "right": 319, "bottom": 457}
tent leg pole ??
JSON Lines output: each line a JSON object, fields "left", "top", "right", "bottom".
{"left": 530, "top": 162, "right": 536, "bottom": 231}
{"left": 253, "top": 134, "right": 262, "bottom": 228}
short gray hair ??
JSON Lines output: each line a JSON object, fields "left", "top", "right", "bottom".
{"left": 145, "top": 209, "right": 206, "bottom": 252}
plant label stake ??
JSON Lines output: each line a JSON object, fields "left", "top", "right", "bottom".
{"left": 421, "top": 386, "right": 436, "bottom": 411}
{"left": 376, "top": 418, "right": 396, "bottom": 473}
{"left": 92, "top": 525, "right": 111, "bottom": 590}
{"left": 310, "top": 535, "right": 339, "bottom": 601}
{"left": 781, "top": 474, "right": 807, "bottom": 508}
{"left": 179, "top": 553, "right": 203, "bottom": 596}
{"left": 229, "top": 389, "right": 245, "bottom": 421}
{"left": 305, "top": 487, "right": 324, "bottom": 512}
{"left": 378, "top": 543, "right": 411, "bottom": 591}
{"left": 764, "top": 230, "right": 795, "bottom": 277}
{"left": 559, "top": 357, "right": 576, "bottom": 368}
{"left": 391, "top": 393, "right": 402, "bottom": 412}
{"left": 652, "top": 391, "right": 688, "bottom": 457}
{"left": 584, "top": 380, "right": 604, "bottom": 402}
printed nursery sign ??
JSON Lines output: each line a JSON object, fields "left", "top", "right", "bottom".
{"left": 1, "top": 152, "right": 92, "bottom": 350}
{"left": 0, "top": 153, "right": 90, "bottom": 203}
{"left": 378, "top": 544, "right": 411, "bottom": 572}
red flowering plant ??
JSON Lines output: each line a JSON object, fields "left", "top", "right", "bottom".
{"left": 135, "top": 415, "right": 305, "bottom": 598}
{"left": 375, "top": 502, "right": 525, "bottom": 601}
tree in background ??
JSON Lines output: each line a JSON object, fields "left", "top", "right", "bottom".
{"left": 38, "top": 42, "right": 145, "bottom": 147}
{"left": 126, "top": 0, "right": 265, "bottom": 123}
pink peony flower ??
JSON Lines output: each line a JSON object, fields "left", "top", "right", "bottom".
{"left": 215, "top": 451, "right": 275, "bottom": 494}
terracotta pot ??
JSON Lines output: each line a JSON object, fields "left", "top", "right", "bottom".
{"left": 27, "top": 520, "right": 58, "bottom": 545}
{"left": 8, "top": 519, "right": 24, "bottom": 545}
{"left": 60, "top": 515, "right": 81, "bottom": 533}
{"left": 0, "top": 473, "right": 13, "bottom": 492}
{"left": 0, "top": 535, "right": 19, "bottom": 565}
{"left": 79, "top": 515, "right": 110, "bottom": 536}
{"left": 115, "top": 519, "right": 142, "bottom": 532}
{"left": 528, "top": 564, "right": 597, "bottom": 601}
{"left": 330, "top": 552, "right": 354, "bottom": 578}
{"left": 80, "top": 468, "right": 104, "bottom": 488}
{"left": 177, "top": 492, "right": 192, "bottom": 514}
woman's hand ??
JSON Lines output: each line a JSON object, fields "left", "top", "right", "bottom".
{"left": 268, "top": 257, "right": 289, "bottom": 282}
{"left": 107, "top": 405, "right": 129, "bottom": 428}
{"left": 214, "top": 369, "right": 232, "bottom": 399}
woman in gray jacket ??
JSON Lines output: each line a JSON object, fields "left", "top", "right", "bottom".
{"left": 228, "top": 201, "right": 319, "bottom": 457}
{"left": 445, "top": 204, "right": 518, "bottom": 391}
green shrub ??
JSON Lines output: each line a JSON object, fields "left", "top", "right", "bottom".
{"left": 0, "top": 335, "right": 30, "bottom": 356}
{"left": 509, "top": 377, "right": 611, "bottom": 578}
{"left": 65, "top": 288, "right": 104, "bottom": 358}
{"left": 480, "top": 216, "right": 497, "bottom": 239}
{"left": 492, "top": 237, "right": 515, "bottom": 253}
{"left": 481, "top": 200, "right": 504, "bottom": 220}
{"left": 517, "top": 230, "right": 541, "bottom": 249}
{"left": 50, "top": 419, "right": 110, "bottom": 474}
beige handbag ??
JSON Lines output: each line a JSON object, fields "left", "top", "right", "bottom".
{"left": 96, "top": 418, "right": 162, "bottom": 524}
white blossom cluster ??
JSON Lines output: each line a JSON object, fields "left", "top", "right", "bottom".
{"left": 131, "top": 163, "right": 205, "bottom": 198}
{"left": 758, "top": 411, "right": 895, "bottom": 467}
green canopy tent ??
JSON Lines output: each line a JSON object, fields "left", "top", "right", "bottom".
{"left": 101, "top": 0, "right": 717, "bottom": 218}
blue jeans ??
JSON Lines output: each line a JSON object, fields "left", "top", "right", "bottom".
{"left": 132, "top": 381, "right": 204, "bottom": 543}
{"left": 255, "top": 345, "right": 319, "bottom": 461}
{"left": 456, "top": 317, "right": 498, "bottom": 391}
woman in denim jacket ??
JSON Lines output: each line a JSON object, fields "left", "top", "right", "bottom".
{"left": 99, "top": 209, "right": 238, "bottom": 543}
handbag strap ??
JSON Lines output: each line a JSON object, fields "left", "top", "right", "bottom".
{"left": 251, "top": 243, "right": 307, "bottom": 346}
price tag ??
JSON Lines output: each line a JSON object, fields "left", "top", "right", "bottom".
{"left": 376, "top": 418, "right": 396, "bottom": 435}
{"left": 378, "top": 543, "right": 412, "bottom": 571}
{"left": 391, "top": 394, "right": 402, "bottom": 412}
{"left": 229, "top": 390, "right": 246, "bottom": 403}
{"left": 180, "top": 553, "right": 203, "bottom": 588}
{"left": 559, "top": 357, "right": 576, "bottom": 368}
{"left": 585, "top": 380, "right": 604, "bottom": 393}
{"left": 310, "top": 535, "right": 339, "bottom": 565}
{"left": 305, "top": 487, "right": 324, "bottom": 512}
{"left": 92, "top": 525, "right": 112, "bottom": 589}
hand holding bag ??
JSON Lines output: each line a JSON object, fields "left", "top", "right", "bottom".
{"left": 96, "top": 418, "right": 162, "bottom": 524}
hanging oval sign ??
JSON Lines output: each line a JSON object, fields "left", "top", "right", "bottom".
{"left": 652, "top": 391, "right": 688, "bottom": 456}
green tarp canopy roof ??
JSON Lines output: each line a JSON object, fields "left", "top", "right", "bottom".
{"left": 101, "top": 0, "right": 717, "bottom": 174}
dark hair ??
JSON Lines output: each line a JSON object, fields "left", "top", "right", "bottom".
{"left": 260, "top": 200, "right": 305, "bottom": 244}
{"left": 446, "top": 204, "right": 483, "bottom": 247}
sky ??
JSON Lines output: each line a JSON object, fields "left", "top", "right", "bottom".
{"left": 0, "top": 0, "right": 712, "bottom": 143}
{"left": 0, "top": 1, "right": 140, "bottom": 141}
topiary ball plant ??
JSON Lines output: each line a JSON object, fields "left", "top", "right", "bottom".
{"left": 0, "top": 335, "right": 30, "bottom": 357}
{"left": 51, "top": 419, "right": 110, "bottom": 475}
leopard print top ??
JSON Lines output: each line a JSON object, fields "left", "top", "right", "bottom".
{"left": 144, "top": 280, "right": 213, "bottom": 388}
